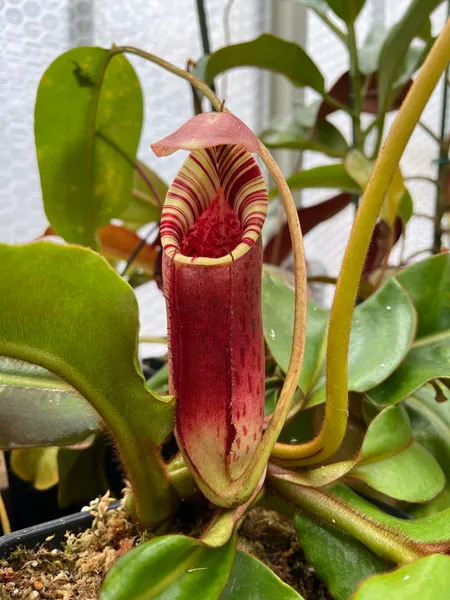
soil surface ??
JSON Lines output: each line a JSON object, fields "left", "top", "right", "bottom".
{"left": 0, "top": 493, "right": 333, "bottom": 599}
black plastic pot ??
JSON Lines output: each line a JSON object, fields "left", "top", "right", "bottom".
{"left": 0, "top": 500, "right": 120, "bottom": 559}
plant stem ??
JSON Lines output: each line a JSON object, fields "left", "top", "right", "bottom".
{"left": 363, "top": 116, "right": 380, "bottom": 140}
{"left": 405, "top": 175, "right": 439, "bottom": 185}
{"left": 347, "top": 10, "right": 362, "bottom": 150}
{"left": 321, "top": 17, "right": 450, "bottom": 461}
{"left": 434, "top": 9, "right": 450, "bottom": 253}
{"left": 267, "top": 471, "right": 421, "bottom": 564}
{"left": 323, "top": 92, "right": 355, "bottom": 115}
{"left": 112, "top": 46, "right": 222, "bottom": 109}
{"left": 195, "top": 0, "right": 216, "bottom": 102}
{"left": 418, "top": 120, "right": 441, "bottom": 144}
{"left": 272, "top": 16, "right": 450, "bottom": 465}
{"left": 0, "top": 491, "right": 11, "bottom": 535}
{"left": 313, "top": 10, "right": 347, "bottom": 44}
{"left": 195, "top": 0, "right": 212, "bottom": 54}
{"left": 121, "top": 222, "right": 159, "bottom": 277}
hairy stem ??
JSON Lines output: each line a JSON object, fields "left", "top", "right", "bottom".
{"left": 267, "top": 469, "right": 421, "bottom": 564}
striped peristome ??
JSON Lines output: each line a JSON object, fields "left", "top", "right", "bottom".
{"left": 152, "top": 113, "right": 268, "bottom": 506}
{"left": 160, "top": 144, "right": 267, "bottom": 264}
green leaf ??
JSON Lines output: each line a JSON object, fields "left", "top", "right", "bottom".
{"left": 262, "top": 274, "right": 328, "bottom": 395}
{"left": 0, "top": 242, "right": 174, "bottom": 528}
{"left": 353, "top": 554, "right": 450, "bottom": 600}
{"left": 260, "top": 119, "right": 348, "bottom": 159}
{"left": 377, "top": 0, "right": 443, "bottom": 115}
{"left": 367, "top": 254, "right": 450, "bottom": 406}
{"left": 396, "top": 253, "right": 450, "bottom": 338}
{"left": 294, "top": 512, "right": 389, "bottom": 600}
{"left": 344, "top": 149, "right": 372, "bottom": 189}
{"left": 367, "top": 333, "right": 450, "bottom": 406}
{"left": 326, "top": 0, "right": 366, "bottom": 23}
{"left": 358, "top": 405, "right": 411, "bottom": 462}
{"left": 270, "top": 163, "right": 360, "bottom": 199}
{"left": 100, "top": 535, "right": 236, "bottom": 600}
{"left": 398, "top": 189, "right": 413, "bottom": 223}
{"left": 406, "top": 386, "right": 450, "bottom": 515}
{"left": 11, "top": 447, "right": 59, "bottom": 491}
{"left": 359, "top": 24, "right": 388, "bottom": 75}
{"left": 418, "top": 18, "right": 434, "bottom": 43}
{"left": 35, "top": 47, "right": 143, "bottom": 248}
{"left": 202, "top": 34, "right": 325, "bottom": 93}
{"left": 58, "top": 435, "right": 109, "bottom": 509}
{"left": 120, "top": 161, "right": 166, "bottom": 227}
{"left": 350, "top": 440, "right": 445, "bottom": 503}
{"left": 220, "top": 551, "right": 304, "bottom": 599}
{"left": 307, "top": 278, "right": 416, "bottom": 407}
{"left": 0, "top": 357, "right": 101, "bottom": 449}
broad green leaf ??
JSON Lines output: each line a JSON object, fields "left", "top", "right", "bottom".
{"left": 0, "top": 357, "right": 101, "bottom": 449}
{"left": 100, "top": 535, "right": 236, "bottom": 600}
{"left": 35, "top": 47, "right": 143, "bottom": 248}
{"left": 406, "top": 386, "right": 450, "bottom": 515}
{"left": 202, "top": 34, "right": 325, "bottom": 93}
{"left": 326, "top": 0, "right": 366, "bottom": 23}
{"left": 350, "top": 440, "right": 445, "bottom": 502}
{"left": 260, "top": 119, "right": 348, "bottom": 158}
{"left": 220, "top": 551, "right": 304, "bottom": 599}
{"left": 294, "top": 512, "right": 389, "bottom": 600}
{"left": 367, "top": 254, "right": 450, "bottom": 405}
{"left": 307, "top": 278, "right": 416, "bottom": 406}
{"left": 377, "top": 0, "right": 443, "bottom": 115}
{"left": 271, "top": 163, "right": 360, "bottom": 199}
{"left": 58, "top": 435, "right": 109, "bottom": 508}
{"left": 353, "top": 554, "right": 450, "bottom": 600}
{"left": 358, "top": 405, "right": 411, "bottom": 462}
{"left": 11, "top": 447, "right": 59, "bottom": 490}
{"left": 396, "top": 253, "right": 450, "bottom": 338}
{"left": 120, "top": 161, "right": 166, "bottom": 227}
{"left": 0, "top": 242, "right": 174, "bottom": 528}
{"left": 367, "top": 333, "right": 450, "bottom": 406}
{"left": 338, "top": 405, "right": 445, "bottom": 502}
{"left": 359, "top": 24, "right": 387, "bottom": 75}
{"left": 262, "top": 274, "right": 328, "bottom": 395}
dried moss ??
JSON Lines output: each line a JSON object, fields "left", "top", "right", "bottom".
{"left": 0, "top": 494, "right": 333, "bottom": 599}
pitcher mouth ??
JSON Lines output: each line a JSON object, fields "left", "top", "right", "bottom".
{"left": 160, "top": 145, "right": 268, "bottom": 266}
